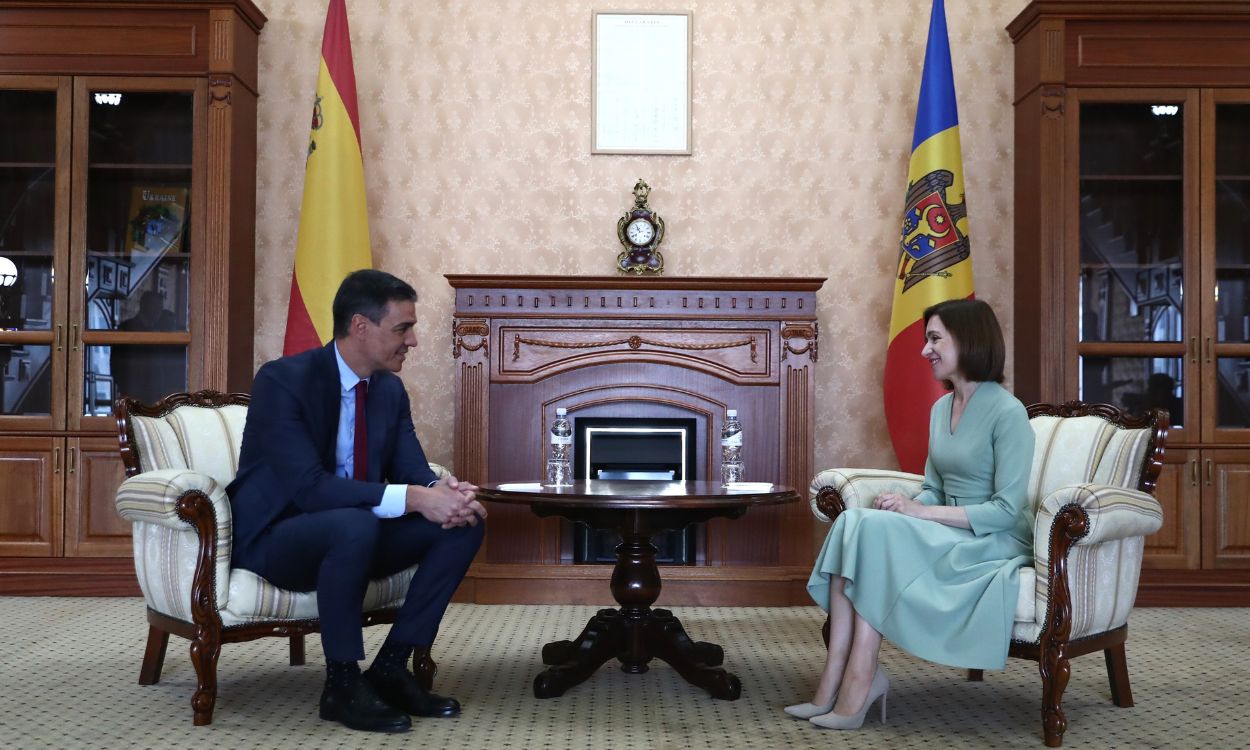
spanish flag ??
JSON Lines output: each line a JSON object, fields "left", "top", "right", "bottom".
{"left": 883, "top": 0, "right": 974, "bottom": 474}
{"left": 283, "top": 0, "right": 372, "bottom": 355}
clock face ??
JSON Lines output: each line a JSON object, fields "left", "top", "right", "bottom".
{"left": 626, "top": 217, "right": 656, "bottom": 246}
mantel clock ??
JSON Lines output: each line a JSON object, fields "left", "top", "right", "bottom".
{"left": 616, "top": 179, "right": 665, "bottom": 275}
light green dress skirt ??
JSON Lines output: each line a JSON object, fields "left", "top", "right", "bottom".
{"left": 807, "top": 382, "right": 1035, "bottom": 669}
{"left": 808, "top": 509, "right": 1029, "bottom": 669}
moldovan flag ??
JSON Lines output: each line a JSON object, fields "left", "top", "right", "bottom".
{"left": 883, "top": 0, "right": 974, "bottom": 474}
{"left": 283, "top": 0, "right": 372, "bottom": 355}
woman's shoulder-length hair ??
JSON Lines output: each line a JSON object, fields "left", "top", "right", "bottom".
{"left": 923, "top": 298, "right": 1005, "bottom": 385}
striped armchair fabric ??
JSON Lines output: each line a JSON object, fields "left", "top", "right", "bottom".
{"left": 809, "top": 402, "right": 1167, "bottom": 747}
{"left": 113, "top": 391, "right": 450, "bottom": 726}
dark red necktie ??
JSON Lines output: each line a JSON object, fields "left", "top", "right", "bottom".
{"left": 353, "top": 379, "right": 368, "bottom": 481}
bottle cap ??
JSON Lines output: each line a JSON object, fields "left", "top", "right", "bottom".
{"left": 727, "top": 409, "right": 737, "bottom": 417}
{"left": 556, "top": 407, "right": 567, "bottom": 415}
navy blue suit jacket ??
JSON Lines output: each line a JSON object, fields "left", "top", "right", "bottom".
{"left": 227, "top": 342, "right": 440, "bottom": 562}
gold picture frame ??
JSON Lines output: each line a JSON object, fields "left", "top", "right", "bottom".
{"left": 592, "top": 10, "right": 692, "bottom": 155}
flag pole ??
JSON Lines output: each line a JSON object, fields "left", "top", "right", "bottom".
{"left": 283, "top": 0, "right": 373, "bottom": 355}
{"left": 883, "top": 0, "right": 975, "bottom": 473}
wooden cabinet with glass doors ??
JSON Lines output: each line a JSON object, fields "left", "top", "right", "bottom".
{"left": 1010, "top": 1, "right": 1250, "bottom": 604}
{"left": 0, "top": 1, "right": 265, "bottom": 593}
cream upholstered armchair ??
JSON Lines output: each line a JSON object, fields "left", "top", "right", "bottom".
{"left": 113, "top": 391, "right": 450, "bottom": 726}
{"left": 809, "top": 402, "right": 1167, "bottom": 748}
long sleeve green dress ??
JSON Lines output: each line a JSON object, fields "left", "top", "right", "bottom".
{"left": 806, "top": 381, "right": 1036, "bottom": 669}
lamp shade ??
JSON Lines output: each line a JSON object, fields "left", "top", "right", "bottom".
{"left": 0, "top": 256, "right": 17, "bottom": 287}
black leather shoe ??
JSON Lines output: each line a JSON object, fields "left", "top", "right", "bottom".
{"left": 365, "top": 666, "right": 461, "bottom": 718}
{"left": 319, "top": 672, "right": 412, "bottom": 732}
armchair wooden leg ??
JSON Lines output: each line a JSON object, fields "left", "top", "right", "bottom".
{"left": 1039, "top": 645, "right": 1071, "bottom": 747}
{"left": 290, "top": 635, "right": 306, "bottom": 666}
{"left": 138, "top": 625, "right": 169, "bottom": 685}
{"left": 1104, "top": 643, "right": 1134, "bottom": 708}
{"left": 967, "top": 669, "right": 984, "bottom": 681}
{"left": 189, "top": 629, "right": 222, "bottom": 726}
{"left": 413, "top": 647, "right": 438, "bottom": 692}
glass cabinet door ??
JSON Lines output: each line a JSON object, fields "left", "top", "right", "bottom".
{"left": 69, "top": 78, "right": 201, "bottom": 429}
{"left": 1204, "top": 91, "right": 1250, "bottom": 442}
{"left": 1073, "top": 90, "right": 1200, "bottom": 441}
{"left": 0, "top": 77, "right": 70, "bottom": 431}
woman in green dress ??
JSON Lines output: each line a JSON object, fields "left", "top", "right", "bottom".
{"left": 786, "top": 299, "right": 1035, "bottom": 730}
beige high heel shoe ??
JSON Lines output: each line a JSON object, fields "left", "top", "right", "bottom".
{"left": 783, "top": 698, "right": 836, "bottom": 719}
{"left": 809, "top": 666, "right": 889, "bottom": 729}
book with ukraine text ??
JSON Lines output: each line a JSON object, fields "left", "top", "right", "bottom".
{"left": 124, "top": 185, "right": 189, "bottom": 259}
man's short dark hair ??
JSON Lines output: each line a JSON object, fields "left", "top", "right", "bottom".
{"left": 922, "top": 298, "right": 1005, "bottom": 385}
{"left": 331, "top": 269, "right": 417, "bottom": 338}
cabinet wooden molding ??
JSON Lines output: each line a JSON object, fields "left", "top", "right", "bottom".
{"left": 1142, "top": 448, "right": 1203, "bottom": 569}
{"left": 63, "top": 436, "right": 133, "bottom": 558}
{"left": 0, "top": 1, "right": 264, "bottom": 90}
{"left": 1202, "top": 448, "right": 1250, "bottom": 568}
{"left": 0, "top": 0, "right": 264, "bottom": 594}
{"left": 0, "top": 437, "right": 60, "bottom": 557}
{"left": 1010, "top": 1, "right": 1250, "bottom": 603}
{"left": 1008, "top": 2, "right": 1250, "bottom": 93}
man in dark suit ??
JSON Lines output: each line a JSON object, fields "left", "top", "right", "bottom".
{"left": 227, "top": 269, "right": 486, "bottom": 733}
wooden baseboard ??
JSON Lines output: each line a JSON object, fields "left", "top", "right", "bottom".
{"left": 1, "top": 557, "right": 814, "bottom": 605}
{"left": 1136, "top": 569, "right": 1250, "bottom": 607}
{"left": 7, "top": 558, "right": 1248, "bottom": 607}
{"left": 0, "top": 557, "right": 141, "bottom": 596}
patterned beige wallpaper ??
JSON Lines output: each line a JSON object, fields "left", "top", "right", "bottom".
{"left": 250, "top": 0, "right": 1029, "bottom": 478}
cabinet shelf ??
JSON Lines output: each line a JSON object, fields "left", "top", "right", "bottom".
{"left": 80, "top": 330, "right": 191, "bottom": 345}
{"left": 1081, "top": 262, "right": 1181, "bottom": 270}
{"left": 1080, "top": 174, "right": 1183, "bottom": 181}
{"left": 1076, "top": 342, "right": 1188, "bottom": 355}
{"left": 88, "top": 162, "right": 192, "bottom": 171}
{"left": 0, "top": 248, "right": 55, "bottom": 257}
{"left": 0, "top": 161, "right": 55, "bottom": 169}
{"left": 0, "top": 330, "right": 54, "bottom": 343}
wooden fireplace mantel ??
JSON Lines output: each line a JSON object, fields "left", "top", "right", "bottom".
{"left": 447, "top": 275, "right": 825, "bottom": 606}
{"left": 446, "top": 274, "right": 825, "bottom": 292}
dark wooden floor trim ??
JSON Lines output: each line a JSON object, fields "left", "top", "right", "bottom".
{"left": 0, "top": 557, "right": 141, "bottom": 596}
{"left": 1, "top": 558, "right": 816, "bottom": 605}
{"left": 8, "top": 559, "right": 1246, "bottom": 607}
{"left": 1136, "top": 570, "right": 1250, "bottom": 607}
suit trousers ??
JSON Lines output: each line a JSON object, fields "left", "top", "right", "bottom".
{"left": 238, "top": 507, "right": 485, "bottom": 662}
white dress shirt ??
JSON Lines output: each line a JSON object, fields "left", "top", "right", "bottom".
{"left": 333, "top": 343, "right": 409, "bottom": 518}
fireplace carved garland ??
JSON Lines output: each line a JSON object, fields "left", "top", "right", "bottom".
{"left": 511, "top": 332, "right": 759, "bottom": 363}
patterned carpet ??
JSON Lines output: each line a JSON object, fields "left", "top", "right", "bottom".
{"left": 0, "top": 599, "right": 1246, "bottom": 749}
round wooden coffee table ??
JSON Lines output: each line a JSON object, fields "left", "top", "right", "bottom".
{"left": 477, "top": 480, "right": 800, "bottom": 700}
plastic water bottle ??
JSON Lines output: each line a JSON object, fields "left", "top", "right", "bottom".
{"left": 546, "top": 407, "right": 573, "bottom": 486}
{"left": 720, "top": 410, "right": 744, "bottom": 485}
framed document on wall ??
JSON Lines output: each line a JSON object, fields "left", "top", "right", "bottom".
{"left": 592, "top": 11, "right": 692, "bottom": 155}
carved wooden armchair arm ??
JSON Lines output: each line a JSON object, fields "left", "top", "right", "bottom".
{"left": 115, "top": 469, "right": 232, "bottom": 622}
{"left": 1035, "top": 483, "right": 1164, "bottom": 551}
{"left": 1029, "top": 483, "right": 1164, "bottom": 643}
{"left": 808, "top": 469, "right": 924, "bottom": 523}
